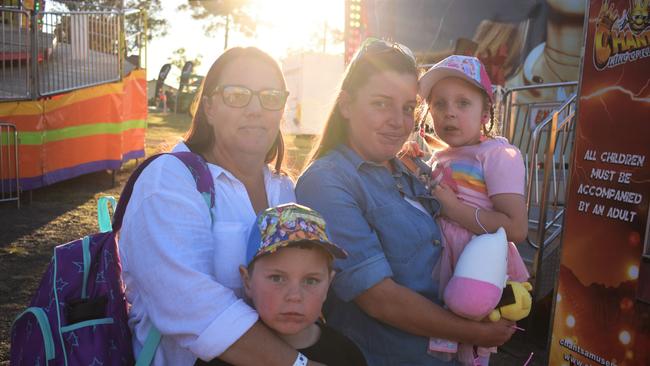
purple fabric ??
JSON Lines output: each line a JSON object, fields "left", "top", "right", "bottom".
{"left": 10, "top": 152, "right": 214, "bottom": 365}
{"left": 1, "top": 149, "right": 145, "bottom": 192}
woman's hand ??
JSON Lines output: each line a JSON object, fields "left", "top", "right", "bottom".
{"left": 431, "top": 182, "right": 460, "bottom": 217}
{"left": 471, "top": 318, "right": 516, "bottom": 348}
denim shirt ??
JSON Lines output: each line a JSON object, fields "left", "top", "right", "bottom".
{"left": 296, "top": 145, "right": 455, "bottom": 365}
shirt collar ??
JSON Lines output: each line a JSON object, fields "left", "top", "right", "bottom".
{"left": 390, "top": 157, "right": 410, "bottom": 177}
{"left": 174, "top": 141, "right": 272, "bottom": 182}
{"left": 336, "top": 143, "right": 406, "bottom": 174}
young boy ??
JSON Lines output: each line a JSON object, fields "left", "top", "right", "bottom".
{"left": 198, "top": 203, "right": 367, "bottom": 366}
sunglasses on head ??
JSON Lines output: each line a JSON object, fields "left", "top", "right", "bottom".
{"left": 209, "top": 85, "right": 289, "bottom": 111}
{"left": 351, "top": 37, "right": 416, "bottom": 65}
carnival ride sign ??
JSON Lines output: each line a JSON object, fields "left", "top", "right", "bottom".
{"left": 548, "top": 0, "right": 650, "bottom": 365}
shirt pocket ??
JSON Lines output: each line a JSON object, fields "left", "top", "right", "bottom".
{"left": 212, "top": 221, "right": 248, "bottom": 291}
{"left": 366, "top": 204, "right": 428, "bottom": 264}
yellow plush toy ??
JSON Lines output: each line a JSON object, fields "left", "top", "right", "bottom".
{"left": 489, "top": 281, "right": 533, "bottom": 322}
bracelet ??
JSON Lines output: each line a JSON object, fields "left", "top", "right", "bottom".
{"left": 293, "top": 352, "right": 308, "bottom": 366}
{"left": 475, "top": 207, "right": 489, "bottom": 234}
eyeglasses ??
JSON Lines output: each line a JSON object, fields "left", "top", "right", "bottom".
{"left": 210, "top": 85, "right": 289, "bottom": 111}
{"left": 350, "top": 37, "right": 416, "bottom": 66}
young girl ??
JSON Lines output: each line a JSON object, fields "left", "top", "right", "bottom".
{"left": 412, "top": 55, "right": 530, "bottom": 365}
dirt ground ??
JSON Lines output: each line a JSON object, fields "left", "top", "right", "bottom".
{"left": 0, "top": 112, "right": 548, "bottom": 364}
{"left": 0, "top": 112, "right": 189, "bottom": 363}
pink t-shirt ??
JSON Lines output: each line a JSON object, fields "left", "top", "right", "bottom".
{"left": 430, "top": 136, "right": 526, "bottom": 210}
{"left": 429, "top": 137, "right": 529, "bottom": 291}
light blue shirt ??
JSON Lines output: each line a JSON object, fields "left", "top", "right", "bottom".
{"left": 296, "top": 144, "right": 455, "bottom": 365}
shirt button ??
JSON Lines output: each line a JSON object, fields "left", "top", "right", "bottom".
{"left": 434, "top": 239, "right": 441, "bottom": 245}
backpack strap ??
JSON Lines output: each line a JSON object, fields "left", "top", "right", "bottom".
{"left": 112, "top": 151, "right": 215, "bottom": 365}
{"left": 97, "top": 195, "right": 117, "bottom": 233}
{"left": 135, "top": 326, "right": 162, "bottom": 366}
{"left": 112, "top": 151, "right": 215, "bottom": 232}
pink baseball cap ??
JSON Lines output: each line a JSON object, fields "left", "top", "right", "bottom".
{"left": 419, "top": 55, "right": 494, "bottom": 103}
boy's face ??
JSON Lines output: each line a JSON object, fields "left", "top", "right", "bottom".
{"left": 240, "top": 246, "right": 334, "bottom": 336}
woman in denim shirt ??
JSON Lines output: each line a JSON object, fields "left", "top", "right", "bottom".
{"left": 296, "top": 39, "right": 515, "bottom": 365}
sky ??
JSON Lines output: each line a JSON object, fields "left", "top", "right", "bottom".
{"left": 146, "top": 0, "right": 344, "bottom": 83}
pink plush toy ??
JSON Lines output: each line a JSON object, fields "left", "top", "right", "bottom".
{"left": 443, "top": 227, "right": 509, "bottom": 320}
{"left": 427, "top": 228, "right": 510, "bottom": 365}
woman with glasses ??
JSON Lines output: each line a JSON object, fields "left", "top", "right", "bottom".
{"left": 296, "top": 39, "right": 516, "bottom": 365}
{"left": 119, "top": 47, "right": 324, "bottom": 366}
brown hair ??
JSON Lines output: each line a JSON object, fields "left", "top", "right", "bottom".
{"left": 184, "top": 47, "right": 287, "bottom": 173}
{"left": 307, "top": 44, "right": 419, "bottom": 165}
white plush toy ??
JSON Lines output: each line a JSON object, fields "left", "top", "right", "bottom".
{"left": 443, "top": 227, "right": 509, "bottom": 320}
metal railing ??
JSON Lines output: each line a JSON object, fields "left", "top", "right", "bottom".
{"left": 0, "top": 5, "right": 146, "bottom": 100}
{"left": 527, "top": 94, "right": 577, "bottom": 249}
{"left": 38, "top": 10, "right": 121, "bottom": 96}
{"left": 0, "top": 8, "right": 32, "bottom": 100}
{"left": 493, "top": 82, "right": 578, "bottom": 248}
{"left": 498, "top": 81, "right": 578, "bottom": 143}
{"left": 529, "top": 95, "right": 577, "bottom": 300}
{"left": 493, "top": 82, "right": 579, "bottom": 302}
{"left": 0, "top": 122, "right": 20, "bottom": 208}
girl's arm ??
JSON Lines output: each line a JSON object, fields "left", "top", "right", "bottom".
{"left": 355, "top": 278, "right": 516, "bottom": 347}
{"left": 433, "top": 183, "right": 528, "bottom": 243}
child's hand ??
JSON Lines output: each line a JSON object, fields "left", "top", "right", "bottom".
{"left": 398, "top": 141, "right": 424, "bottom": 158}
{"left": 432, "top": 182, "right": 460, "bottom": 217}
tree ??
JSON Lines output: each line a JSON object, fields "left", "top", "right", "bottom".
{"left": 284, "top": 24, "right": 344, "bottom": 56}
{"left": 312, "top": 23, "right": 344, "bottom": 53}
{"left": 167, "top": 47, "right": 203, "bottom": 80}
{"left": 178, "top": 0, "right": 255, "bottom": 50}
{"left": 126, "top": 0, "right": 168, "bottom": 41}
{"left": 56, "top": 0, "right": 169, "bottom": 42}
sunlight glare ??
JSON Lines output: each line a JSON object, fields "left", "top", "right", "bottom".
{"left": 247, "top": 0, "right": 344, "bottom": 56}
{"left": 147, "top": 0, "right": 344, "bottom": 81}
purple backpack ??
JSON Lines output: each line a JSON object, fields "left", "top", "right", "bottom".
{"left": 10, "top": 152, "right": 215, "bottom": 366}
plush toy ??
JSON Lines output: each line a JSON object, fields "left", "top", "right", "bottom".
{"left": 489, "top": 281, "right": 533, "bottom": 322}
{"left": 443, "top": 227, "right": 509, "bottom": 320}
{"left": 442, "top": 229, "right": 533, "bottom": 366}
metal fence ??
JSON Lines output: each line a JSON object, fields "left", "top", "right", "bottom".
{"left": 38, "top": 10, "right": 121, "bottom": 95}
{"left": 495, "top": 82, "right": 578, "bottom": 247}
{"left": 527, "top": 95, "right": 577, "bottom": 249}
{"left": 0, "top": 8, "right": 32, "bottom": 100}
{"left": 492, "top": 82, "right": 580, "bottom": 303}
{"left": 498, "top": 81, "right": 578, "bottom": 144}
{"left": 0, "top": 6, "right": 145, "bottom": 100}
{"left": 528, "top": 95, "right": 577, "bottom": 300}
{"left": 0, "top": 122, "right": 20, "bottom": 208}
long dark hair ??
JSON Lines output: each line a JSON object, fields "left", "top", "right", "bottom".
{"left": 308, "top": 41, "right": 419, "bottom": 165}
{"left": 185, "top": 47, "right": 287, "bottom": 173}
